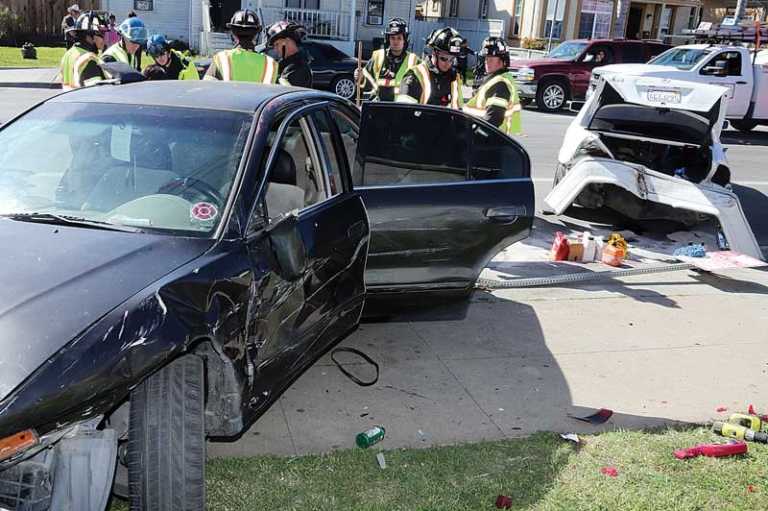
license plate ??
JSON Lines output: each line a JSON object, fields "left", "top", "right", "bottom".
{"left": 647, "top": 89, "right": 681, "bottom": 104}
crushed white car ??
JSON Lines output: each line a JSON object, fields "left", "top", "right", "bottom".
{"left": 544, "top": 74, "right": 763, "bottom": 261}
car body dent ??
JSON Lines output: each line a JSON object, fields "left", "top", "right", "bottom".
{"left": 546, "top": 75, "right": 763, "bottom": 261}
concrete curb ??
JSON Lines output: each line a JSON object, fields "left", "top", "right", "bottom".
{"left": 0, "top": 82, "right": 59, "bottom": 89}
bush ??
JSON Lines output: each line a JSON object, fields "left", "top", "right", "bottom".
{"left": 521, "top": 37, "right": 547, "bottom": 50}
{"left": 0, "top": 6, "right": 21, "bottom": 41}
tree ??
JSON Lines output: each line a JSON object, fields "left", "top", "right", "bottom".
{"left": 0, "top": 5, "right": 21, "bottom": 41}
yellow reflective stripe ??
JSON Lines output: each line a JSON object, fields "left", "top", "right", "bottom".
{"left": 462, "top": 106, "right": 485, "bottom": 116}
{"left": 396, "top": 94, "right": 418, "bottom": 103}
{"left": 407, "top": 53, "right": 418, "bottom": 68}
{"left": 372, "top": 49, "right": 385, "bottom": 77}
{"left": 510, "top": 103, "right": 523, "bottom": 112}
{"left": 413, "top": 64, "right": 431, "bottom": 104}
{"left": 278, "top": 76, "right": 291, "bottom": 86}
{"left": 73, "top": 51, "right": 96, "bottom": 88}
{"left": 486, "top": 97, "right": 509, "bottom": 108}
{"left": 476, "top": 75, "right": 508, "bottom": 107}
{"left": 203, "top": 74, "right": 217, "bottom": 81}
{"left": 263, "top": 56, "right": 277, "bottom": 84}
{"left": 450, "top": 76, "right": 464, "bottom": 109}
{"left": 217, "top": 52, "right": 232, "bottom": 81}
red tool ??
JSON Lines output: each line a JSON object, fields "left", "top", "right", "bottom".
{"left": 674, "top": 442, "right": 747, "bottom": 459}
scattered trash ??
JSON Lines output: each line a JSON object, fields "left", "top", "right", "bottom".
{"left": 716, "top": 406, "right": 729, "bottom": 413}
{"left": 748, "top": 485, "right": 756, "bottom": 493}
{"left": 498, "top": 408, "right": 505, "bottom": 412}
{"left": 600, "top": 466, "right": 619, "bottom": 477}
{"left": 559, "top": 433, "right": 581, "bottom": 444}
{"left": 747, "top": 404, "right": 768, "bottom": 422}
{"left": 376, "top": 452, "right": 386, "bottom": 469}
{"left": 673, "top": 243, "right": 706, "bottom": 258}
{"left": 495, "top": 495, "right": 513, "bottom": 509}
{"left": 674, "top": 442, "right": 748, "bottom": 459}
{"left": 748, "top": 404, "right": 756, "bottom": 415}
{"left": 713, "top": 421, "right": 768, "bottom": 444}
{"left": 602, "top": 233, "right": 628, "bottom": 267}
{"left": 569, "top": 408, "right": 613, "bottom": 424}
{"left": 729, "top": 413, "right": 762, "bottom": 431}
{"left": 356, "top": 425, "right": 386, "bottom": 448}
{"left": 551, "top": 231, "right": 570, "bottom": 261}
{"left": 360, "top": 413, "right": 369, "bottom": 418}
{"left": 331, "top": 347, "right": 379, "bottom": 387}
{"left": 580, "top": 231, "right": 602, "bottom": 262}
{"left": 21, "top": 42, "right": 37, "bottom": 60}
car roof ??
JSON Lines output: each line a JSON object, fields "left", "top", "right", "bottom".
{"left": 48, "top": 81, "right": 307, "bottom": 113}
{"left": 568, "top": 38, "right": 663, "bottom": 45}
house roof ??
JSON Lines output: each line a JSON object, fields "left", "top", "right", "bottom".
{"left": 49, "top": 81, "right": 313, "bottom": 112}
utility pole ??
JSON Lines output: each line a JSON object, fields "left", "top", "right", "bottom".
{"left": 734, "top": 0, "right": 748, "bottom": 23}
{"left": 546, "top": 0, "right": 559, "bottom": 52}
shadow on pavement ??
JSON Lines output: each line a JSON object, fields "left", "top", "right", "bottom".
{"left": 722, "top": 129, "right": 768, "bottom": 147}
{"left": 731, "top": 184, "right": 768, "bottom": 253}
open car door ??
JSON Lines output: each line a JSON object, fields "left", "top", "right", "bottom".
{"left": 355, "top": 102, "right": 535, "bottom": 294}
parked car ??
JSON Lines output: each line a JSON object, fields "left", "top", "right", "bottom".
{"left": 591, "top": 45, "right": 768, "bottom": 132}
{"left": 0, "top": 81, "right": 534, "bottom": 511}
{"left": 509, "top": 39, "right": 671, "bottom": 112}
{"left": 544, "top": 73, "right": 762, "bottom": 260}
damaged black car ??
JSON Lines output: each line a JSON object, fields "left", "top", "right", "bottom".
{"left": 0, "top": 81, "right": 533, "bottom": 510}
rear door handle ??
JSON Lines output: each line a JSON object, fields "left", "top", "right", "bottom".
{"left": 484, "top": 207, "right": 525, "bottom": 223}
{"left": 736, "top": 81, "right": 748, "bottom": 85}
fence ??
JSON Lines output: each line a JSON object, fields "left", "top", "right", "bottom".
{"left": 260, "top": 6, "right": 351, "bottom": 40}
{"left": 0, "top": 0, "right": 99, "bottom": 40}
{"left": 409, "top": 17, "right": 505, "bottom": 55}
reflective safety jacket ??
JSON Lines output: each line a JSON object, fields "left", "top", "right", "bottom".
{"left": 60, "top": 43, "right": 103, "bottom": 90}
{"left": 463, "top": 70, "right": 522, "bottom": 136}
{"left": 395, "top": 61, "right": 463, "bottom": 109}
{"left": 101, "top": 41, "right": 141, "bottom": 71}
{"left": 362, "top": 49, "right": 420, "bottom": 101}
{"left": 204, "top": 48, "right": 278, "bottom": 84}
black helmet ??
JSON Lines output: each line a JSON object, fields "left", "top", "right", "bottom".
{"left": 227, "top": 10, "right": 262, "bottom": 36}
{"left": 266, "top": 20, "right": 307, "bottom": 47}
{"left": 383, "top": 17, "right": 409, "bottom": 49}
{"left": 480, "top": 36, "right": 510, "bottom": 65}
{"left": 68, "top": 11, "right": 105, "bottom": 36}
{"left": 426, "top": 27, "right": 463, "bottom": 56}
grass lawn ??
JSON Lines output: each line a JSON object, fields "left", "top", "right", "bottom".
{"left": 108, "top": 426, "right": 768, "bottom": 510}
{"left": 0, "top": 46, "right": 65, "bottom": 68}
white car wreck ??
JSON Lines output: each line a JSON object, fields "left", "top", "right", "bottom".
{"left": 544, "top": 74, "right": 763, "bottom": 261}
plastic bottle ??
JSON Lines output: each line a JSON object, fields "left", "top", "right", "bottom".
{"left": 356, "top": 426, "right": 386, "bottom": 448}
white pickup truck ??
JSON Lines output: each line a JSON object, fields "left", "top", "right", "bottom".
{"left": 589, "top": 44, "right": 768, "bottom": 132}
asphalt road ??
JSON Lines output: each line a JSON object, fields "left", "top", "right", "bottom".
{"left": 2, "top": 87, "right": 767, "bottom": 247}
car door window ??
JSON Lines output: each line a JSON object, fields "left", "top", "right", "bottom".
{"left": 470, "top": 123, "right": 528, "bottom": 180}
{"left": 583, "top": 45, "right": 614, "bottom": 65}
{"left": 263, "top": 115, "right": 328, "bottom": 221}
{"left": 305, "top": 44, "right": 326, "bottom": 64}
{"left": 328, "top": 108, "right": 358, "bottom": 179}
{"left": 702, "top": 51, "right": 742, "bottom": 76}
{"left": 354, "top": 106, "right": 469, "bottom": 186}
{"left": 308, "top": 110, "right": 346, "bottom": 196}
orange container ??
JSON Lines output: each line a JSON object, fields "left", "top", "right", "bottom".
{"left": 601, "top": 244, "right": 625, "bottom": 267}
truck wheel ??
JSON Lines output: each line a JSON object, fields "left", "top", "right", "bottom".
{"left": 128, "top": 355, "right": 205, "bottom": 511}
{"left": 731, "top": 120, "right": 758, "bottom": 132}
{"left": 536, "top": 80, "right": 568, "bottom": 112}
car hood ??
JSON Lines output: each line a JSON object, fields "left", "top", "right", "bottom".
{"left": 509, "top": 57, "right": 566, "bottom": 68}
{"left": 593, "top": 63, "right": 682, "bottom": 77}
{"left": 0, "top": 219, "right": 212, "bottom": 401}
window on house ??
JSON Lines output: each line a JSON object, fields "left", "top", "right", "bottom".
{"left": 285, "top": 0, "right": 320, "bottom": 9}
{"left": 479, "top": 0, "right": 489, "bottom": 19}
{"left": 366, "top": 0, "right": 385, "bottom": 25}
{"left": 687, "top": 8, "right": 699, "bottom": 29}
{"left": 431, "top": 1, "right": 440, "bottom": 14}
{"left": 577, "top": 0, "right": 612, "bottom": 39}
{"left": 544, "top": 0, "right": 566, "bottom": 39}
{"left": 512, "top": 0, "right": 522, "bottom": 36}
{"left": 659, "top": 5, "right": 674, "bottom": 36}
{"left": 449, "top": 0, "right": 460, "bottom": 17}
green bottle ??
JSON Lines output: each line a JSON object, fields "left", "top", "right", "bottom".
{"left": 356, "top": 426, "right": 386, "bottom": 448}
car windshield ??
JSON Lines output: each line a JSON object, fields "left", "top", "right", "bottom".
{"left": 547, "top": 41, "right": 588, "bottom": 60}
{"left": 0, "top": 102, "right": 251, "bottom": 236}
{"left": 648, "top": 48, "right": 711, "bottom": 70}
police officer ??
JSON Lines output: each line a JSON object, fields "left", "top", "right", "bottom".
{"left": 265, "top": 21, "right": 312, "bottom": 87}
{"left": 205, "top": 10, "right": 278, "bottom": 84}
{"left": 102, "top": 16, "right": 146, "bottom": 71}
{"left": 463, "top": 37, "right": 521, "bottom": 136}
{"left": 357, "top": 17, "right": 419, "bottom": 102}
{"left": 396, "top": 27, "right": 464, "bottom": 108}
{"left": 144, "top": 34, "right": 200, "bottom": 80}
{"left": 59, "top": 11, "right": 106, "bottom": 90}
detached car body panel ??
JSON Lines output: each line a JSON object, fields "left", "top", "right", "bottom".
{"left": 544, "top": 74, "right": 763, "bottom": 260}
{"left": 0, "top": 81, "right": 534, "bottom": 510}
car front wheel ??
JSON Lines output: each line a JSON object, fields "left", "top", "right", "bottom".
{"left": 536, "top": 80, "right": 568, "bottom": 112}
{"left": 128, "top": 355, "right": 206, "bottom": 511}
{"left": 332, "top": 75, "right": 357, "bottom": 100}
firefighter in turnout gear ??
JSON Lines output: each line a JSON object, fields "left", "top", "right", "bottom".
{"left": 205, "top": 10, "right": 278, "bottom": 84}
{"left": 356, "top": 17, "right": 419, "bottom": 102}
{"left": 59, "top": 11, "right": 106, "bottom": 90}
{"left": 101, "top": 16, "right": 146, "bottom": 71}
{"left": 144, "top": 34, "right": 200, "bottom": 80}
{"left": 266, "top": 21, "right": 312, "bottom": 88}
{"left": 463, "top": 37, "right": 522, "bottom": 136}
{"left": 396, "top": 27, "right": 464, "bottom": 108}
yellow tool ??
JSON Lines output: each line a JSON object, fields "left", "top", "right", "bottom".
{"left": 729, "top": 413, "right": 762, "bottom": 431}
{"left": 713, "top": 421, "right": 768, "bottom": 444}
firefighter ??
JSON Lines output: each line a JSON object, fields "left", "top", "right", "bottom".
{"left": 144, "top": 34, "right": 200, "bottom": 80}
{"left": 205, "top": 10, "right": 278, "bottom": 83}
{"left": 265, "top": 21, "right": 312, "bottom": 88}
{"left": 356, "top": 17, "right": 419, "bottom": 102}
{"left": 396, "top": 27, "right": 464, "bottom": 108}
{"left": 101, "top": 16, "right": 146, "bottom": 71}
{"left": 59, "top": 11, "right": 106, "bottom": 91}
{"left": 463, "top": 37, "right": 521, "bottom": 136}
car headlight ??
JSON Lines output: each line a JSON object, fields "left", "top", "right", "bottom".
{"left": 516, "top": 67, "right": 535, "bottom": 81}
{"left": 574, "top": 134, "right": 613, "bottom": 160}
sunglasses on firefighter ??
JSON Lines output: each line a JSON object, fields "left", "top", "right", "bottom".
{"left": 436, "top": 54, "right": 456, "bottom": 64}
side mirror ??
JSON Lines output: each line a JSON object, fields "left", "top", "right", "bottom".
{"left": 265, "top": 213, "right": 306, "bottom": 281}
{"left": 582, "top": 54, "right": 595, "bottom": 63}
{"left": 722, "top": 120, "right": 730, "bottom": 130}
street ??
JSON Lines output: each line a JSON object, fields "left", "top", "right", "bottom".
{"left": 1, "top": 85, "right": 767, "bottom": 459}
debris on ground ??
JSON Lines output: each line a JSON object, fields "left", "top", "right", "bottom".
{"left": 600, "top": 466, "right": 619, "bottom": 477}
{"left": 713, "top": 421, "right": 768, "bottom": 444}
{"left": 495, "top": 495, "right": 513, "bottom": 509}
{"left": 716, "top": 406, "right": 729, "bottom": 413}
{"left": 748, "top": 485, "right": 757, "bottom": 493}
{"left": 559, "top": 433, "right": 581, "bottom": 444}
{"left": 674, "top": 442, "right": 748, "bottom": 459}
{"left": 728, "top": 413, "right": 762, "bottom": 431}
{"left": 673, "top": 243, "right": 706, "bottom": 258}
{"left": 376, "top": 452, "right": 386, "bottom": 469}
{"left": 550, "top": 231, "right": 569, "bottom": 261}
{"left": 356, "top": 425, "right": 386, "bottom": 448}
{"left": 569, "top": 408, "right": 613, "bottom": 424}
{"left": 602, "top": 233, "right": 628, "bottom": 267}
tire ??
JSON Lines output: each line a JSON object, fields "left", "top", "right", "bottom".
{"left": 536, "top": 80, "right": 569, "bottom": 112}
{"left": 332, "top": 75, "right": 356, "bottom": 100}
{"left": 731, "top": 119, "right": 758, "bottom": 132}
{"left": 128, "top": 355, "right": 205, "bottom": 511}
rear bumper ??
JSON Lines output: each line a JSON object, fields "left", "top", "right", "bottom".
{"left": 544, "top": 158, "right": 764, "bottom": 261}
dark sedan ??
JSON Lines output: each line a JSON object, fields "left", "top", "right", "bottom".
{"left": 0, "top": 81, "right": 533, "bottom": 511}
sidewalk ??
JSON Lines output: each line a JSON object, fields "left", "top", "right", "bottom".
{"left": 0, "top": 67, "right": 59, "bottom": 88}
{"left": 208, "top": 253, "right": 768, "bottom": 458}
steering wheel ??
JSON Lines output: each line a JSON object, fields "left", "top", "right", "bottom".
{"left": 159, "top": 177, "right": 223, "bottom": 204}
